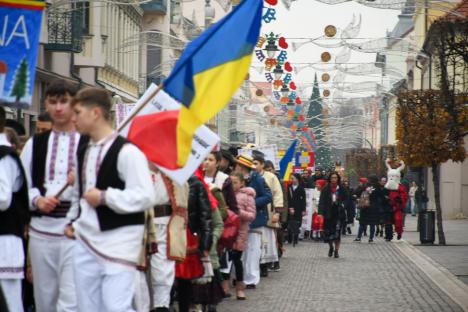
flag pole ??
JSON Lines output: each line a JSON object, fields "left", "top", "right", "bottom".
{"left": 53, "top": 85, "right": 165, "bottom": 199}
{"left": 117, "top": 84, "right": 164, "bottom": 132}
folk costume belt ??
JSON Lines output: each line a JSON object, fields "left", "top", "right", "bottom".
{"left": 32, "top": 201, "right": 71, "bottom": 218}
{"left": 154, "top": 204, "right": 172, "bottom": 218}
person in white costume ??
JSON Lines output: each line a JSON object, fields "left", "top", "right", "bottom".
{"left": 0, "top": 106, "right": 29, "bottom": 312}
{"left": 252, "top": 153, "right": 283, "bottom": 275}
{"left": 68, "top": 87, "right": 158, "bottom": 312}
{"left": 20, "top": 80, "right": 81, "bottom": 312}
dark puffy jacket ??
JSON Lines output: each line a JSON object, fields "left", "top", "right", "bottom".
{"left": 248, "top": 171, "right": 272, "bottom": 228}
{"left": 359, "top": 186, "right": 384, "bottom": 226}
{"left": 188, "top": 176, "right": 213, "bottom": 253}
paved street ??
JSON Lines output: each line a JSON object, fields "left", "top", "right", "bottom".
{"left": 218, "top": 232, "right": 464, "bottom": 312}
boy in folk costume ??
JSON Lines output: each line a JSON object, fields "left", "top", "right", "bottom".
{"left": 69, "top": 87, "right": 157, "bottom": 311}
{"left": 20, "top": 80, "right": 82, "bottom": 311}
{"left": 384, "top": 159, "right": 408, "bottom": 240}
{"left": 252, "top": 153, "right": 283, "bottom": 274}
{"left": 0, "top": 106, "right": 29, "bottom": 312}
{"left": 149, "top": 167, "right": 189, "bottom": 312}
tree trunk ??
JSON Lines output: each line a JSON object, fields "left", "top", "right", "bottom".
{"left": 432, "top": 162, "right": 446, "bottom": 245}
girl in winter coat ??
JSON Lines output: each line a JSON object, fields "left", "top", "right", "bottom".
{"left": 318, "top": 172, "right": 348, "bottom": 258}
{"left": 287, "top": 173, "right": 307, "bottom": 246}
{"left": 230, "top": 172, "right": 256, "bottom": 300}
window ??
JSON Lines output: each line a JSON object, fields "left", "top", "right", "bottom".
{"left": 74, "top": 1, "right": 90, "bottom": 35}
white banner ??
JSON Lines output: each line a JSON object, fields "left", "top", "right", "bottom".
{"left": 119, "top": 84, "right": 220, "bottom": 185}
{"left": 115, "top": 103, "right": 136, "bottom": 128}
{"left": 238, "top": 144, "right": 279, "bottom": 169}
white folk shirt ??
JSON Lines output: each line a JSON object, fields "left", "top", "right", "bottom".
{"left": 151, "top": 171, "right": 171, "bottom": 225}
{"left": 0, "top": 134, "right": 24, "bottom": 279}
{"left": 74, "top": 134, "right": 156, "bottom": 270}
{"left": 204, "top": 170, "right": 228, "bottom": 190}
{"left": 20, "top": 131, "right": 80, "bottom": 239}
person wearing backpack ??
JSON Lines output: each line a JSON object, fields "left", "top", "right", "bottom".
{"left": 354, "top": 175, "right": 384, "bottom": 243}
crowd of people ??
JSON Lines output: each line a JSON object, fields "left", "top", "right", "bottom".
{"left": 0, "top": 80, "right": 420, "bottom": 312}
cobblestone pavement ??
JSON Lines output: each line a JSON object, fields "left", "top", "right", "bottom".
{"left": 218, "top": 234, "right": 463, "bottom": 312}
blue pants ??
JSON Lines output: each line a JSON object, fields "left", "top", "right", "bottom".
{"left": 357, "top": 224, "right": 376, "bottom": 240}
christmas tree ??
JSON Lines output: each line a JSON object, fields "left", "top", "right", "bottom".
{"left": 10, "top": 58, "right": 29, "bottom": 103}
{"left": 306, "top": 73, "right": 333, "bottom": 169}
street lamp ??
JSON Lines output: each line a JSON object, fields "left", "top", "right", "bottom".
{"left": 264, "top": 37, "right": 279, "bottom": 58}
{"left": 205, "top": 0, "right": 215, "bottom": 26}
{"left": 273, "top": 64, "right": 284, "bottom": 80}
{"left": 280, "top": 84, "right": 290, "bottom": 97}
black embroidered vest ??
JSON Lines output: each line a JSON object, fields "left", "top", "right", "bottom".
{"left": 77, "top": 136, "right": 145, "bottom": 231}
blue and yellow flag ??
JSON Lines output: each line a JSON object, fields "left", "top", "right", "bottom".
{"left": 163, "top": 0, "right": 262, "bottom": 166}
{"left": 279, "top": 140, "right": 297, "bottom": 180}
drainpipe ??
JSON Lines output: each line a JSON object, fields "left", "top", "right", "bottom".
{"left": 94, "top": 68, "right": 106, "bottom": 89}
{"left": 70, "top": 53, "right": 83, "bottom": 88}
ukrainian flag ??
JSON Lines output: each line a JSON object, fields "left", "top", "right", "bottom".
{"left": 163, "top": 0, "right": 263, "bottom": 166}
{"left": 279, "top": 140, "right": 297, "bottom": 181}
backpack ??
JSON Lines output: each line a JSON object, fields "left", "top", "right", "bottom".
{"left": 358, "top": 189, "right": 371, "bottom": 209}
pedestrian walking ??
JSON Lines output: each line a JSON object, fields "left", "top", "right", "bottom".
{"left": 70, "top": 87, "right": 157, "bottom": 312}
{"left": 415, "top": 185, "right": 429, "bottom": 212}
{"left": 384, "top": 159, "right": 409, "bottom": 240}
{"left": 409, "top": 181, "right": 418, "bottom": 216}
{"left": 230, "top": 172, "right": 256, "bottom": 300}
{"left": 286, "top": 173, "right": 306, "bottom": 246}
{"left": 234, "top": 154, "right": 272, "bottom": 289}
{"left": 253, "top": 153, "right": 283, "bottom": 276}
{"left": 175, "top": 174, "right": 213, "bottom": 312}
{"left": 342, "top": 179, "right": 355, "bottom": 235}
{"left": 354, "top": 175, "right": 385, "bottom": 243}
{"left": 318, "top": 172, "right": 348, "bottom": 258}
{"left": 20, "top": 80, "right": 82, "bottom": 312}
{"left": 0, "top": 106, "right": 30, "bottom": 312}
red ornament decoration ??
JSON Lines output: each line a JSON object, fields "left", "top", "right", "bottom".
{"left": 301, "top": 126, "right": 308, "bottom": 131}
{"left": 264, "top": 0, "right": 278, "bottom": 5}
{"left": 284, "top": 62, "right": 293, "bottom": 72}
{"left": 298, "top": 114, "right": 305, "bottom": 122}
{"left": 295, "top": 97, "right": 302, "bottom": 104}
{"left": 289, "top": 82, "right": 297, "bottom": 90}
{"left": 278, "top": 37, "right": 288, "bottom": 49}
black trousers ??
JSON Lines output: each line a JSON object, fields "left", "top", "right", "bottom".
{"left": 176, "top": 279, "right": 192, "bottom": 312}
{"left": 231, "top": 250, "right": 244, "bottom": 282}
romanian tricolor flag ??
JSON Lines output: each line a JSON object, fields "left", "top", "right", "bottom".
{"left": 279, "top": 140, "right": 297, "bottom": 181}
{"left": 163, "top": 0, "right": 262, "bottom": 167}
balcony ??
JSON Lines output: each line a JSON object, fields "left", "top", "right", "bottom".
{"left": 141, "top": 0, "right": 167, "bottom": 15}
{"left": 44, "top": 9, "right": 83, "bottom": 53}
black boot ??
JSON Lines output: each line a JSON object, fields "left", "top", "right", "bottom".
{"left": 334, "top": 250, "right": 339, "bottom": 258}
{"left": 260, "top": 264, "right": 269, "bottom": 277}
{"left": 328, "top": 245, "right": 334, "bottom": 257}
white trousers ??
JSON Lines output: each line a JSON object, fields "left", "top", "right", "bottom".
{"left": 150, "top": 223, "right": 175, "bottom": 309}
{"left": 0, "top": 279, "right": 24, "bottom": 312}
{"left": 133, "top": 271, "right": 150, "bottom": 312}
{"left": 29, "top": 236, "right": 77, "bottom": 312}
{"left": 260, "top": 227, "right": 278, "bottom": 264}
{"left": 242, "top": 231, "right": 261, "bottom": 285}
{"left": 73, "top": 240, "right": 136, "bottom": 312}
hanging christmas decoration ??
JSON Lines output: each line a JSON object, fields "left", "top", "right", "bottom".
{"left": 322, "top": 73, "right": 330, "bottom": 82}
{"left": 321, "top": 52, "right": 332, "bottom": 62}
{"left": 324, "top": 25, "right": 337, "bottom": 37}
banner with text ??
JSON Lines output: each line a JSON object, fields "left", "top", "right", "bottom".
{"left": 0, "top": 0, "right": 45, "bottom": 108}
